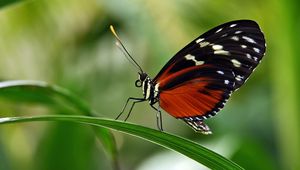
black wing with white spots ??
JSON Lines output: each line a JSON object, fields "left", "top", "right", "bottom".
{"left": 154, "top": 20, "right": 266, "bottom": 90}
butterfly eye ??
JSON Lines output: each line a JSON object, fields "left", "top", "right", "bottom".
{"left": 135, "top": 80, "right": 142, "bottom": 87}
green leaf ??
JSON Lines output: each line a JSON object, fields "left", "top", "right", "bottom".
{"left": 0, "top": 115, "right": 244, "bottom": 170}
{"left": 0, "top": 0, "right": 27, "bottom": 9}
{"left": 0, "top": 80, "right": 118, "bottom": 169}
{"left": 0, "top": 80, "right": 92, "bottom": 114}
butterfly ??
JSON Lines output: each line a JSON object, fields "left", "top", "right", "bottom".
{"left": 111, "top": 20, "right": 266, "bottom": 134}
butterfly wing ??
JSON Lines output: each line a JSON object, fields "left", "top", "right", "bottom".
{"left": 153, "top": 20, "right": 266, "bottom": 133}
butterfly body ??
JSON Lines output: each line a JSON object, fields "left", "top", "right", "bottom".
{"left": 139, "top": 73, "right": 158, "bottom": 105}
{"left": 114, "top": 20, "right": 266, "bottom": 134}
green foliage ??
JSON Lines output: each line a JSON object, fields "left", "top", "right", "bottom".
{"left": 0, "top": 115, "right": 244, "bottom": 169}
{"left": 0, "top": 0, "right": 24, "bottom": 9}
{"left": 0, "top": 80, "right": 118, "bottom": 170}
{"left": 0, "top": 0, "right": 299, "bottom": 169}
{"left": 0, "top": 80, "right": 242, "bottom": 169}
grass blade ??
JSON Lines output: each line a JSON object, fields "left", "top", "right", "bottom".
{"left": 0, "top": 115, "right": 244, "bottom": 170}
{"left": 0, "top": 80, "right": 118, "bottom": 169}
{"left": 0, "top": 0, "right": 28, "bottom": 9}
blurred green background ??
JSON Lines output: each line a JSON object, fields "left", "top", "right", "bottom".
{"left": 0, "top": 0, "right": 299, "bottom": 169}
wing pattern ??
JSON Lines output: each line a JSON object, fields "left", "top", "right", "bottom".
{"left": 154, "top": 20, "right": 266, "bottom": 124}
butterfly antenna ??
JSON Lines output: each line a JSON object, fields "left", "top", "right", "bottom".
{"left": 110, "top": 25, "right": 144, "bottom": 73}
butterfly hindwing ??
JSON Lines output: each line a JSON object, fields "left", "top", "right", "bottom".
{"left": 159, "top": 64, "right": 235, "bottom": 118}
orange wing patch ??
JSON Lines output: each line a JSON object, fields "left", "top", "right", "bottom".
{"left": 159, "top": 80, "right": 226, "bottom": 119}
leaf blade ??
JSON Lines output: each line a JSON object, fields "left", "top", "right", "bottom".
{"left": 0, "top": 115, "right": 244, "bottom": 170}
{"left": 0, "top": 80, "right": 118, "bottom": 168}
{"left": 0, "top": 0, "right": 27, "bottom": 9}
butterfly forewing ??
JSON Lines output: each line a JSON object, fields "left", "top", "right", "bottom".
{"left": 154, "top": 20, "right": 266, "bottom": 130}
{"left": 154, "top": 20, "right": 265, "bottom": 90}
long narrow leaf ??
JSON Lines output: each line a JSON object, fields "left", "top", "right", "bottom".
{"left": 0, "top": 0, "right": 28, "bottom": 9}
{"left": 0, "top": 80, "right": 118, "bottom": 168}
{"left": 0, "top": 80, "right": 92, "bottom": 114}
{"left": 0, "top": 115, "right": 243, "bottom": 170}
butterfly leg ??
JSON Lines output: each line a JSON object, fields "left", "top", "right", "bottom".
{"left": 150, "top": 104, "right": 163, "bottom": 131}
{"left": 124, "top": 99, "right": 145, "bottom": 121}
{"left": 116, "top": 97, "right": 145, "bottom": 120}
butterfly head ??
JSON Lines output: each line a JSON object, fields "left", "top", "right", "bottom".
{"left": 135, "top": 72, "right": 148, "bottom": 87}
